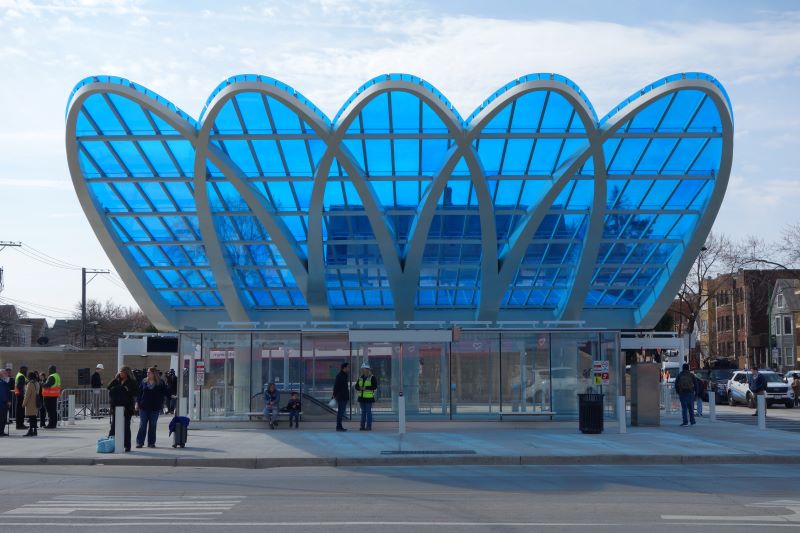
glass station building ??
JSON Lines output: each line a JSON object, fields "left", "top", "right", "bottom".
{"left": 65, "top": 72, "right": 733, "bottom": 421}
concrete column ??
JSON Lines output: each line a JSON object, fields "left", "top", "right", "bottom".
{"left": 113, "top": 406, "right": 124, "bottom": 454}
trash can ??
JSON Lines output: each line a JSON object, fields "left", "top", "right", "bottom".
{"left": 578, "top": 393, "right": 604, "bottom": 434}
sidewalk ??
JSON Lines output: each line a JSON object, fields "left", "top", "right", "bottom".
{"left": 2, "top": 413, "right": 799, "bottom": 468}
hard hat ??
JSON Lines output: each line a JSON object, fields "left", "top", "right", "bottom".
{"left": 96, "top": 364, "right": 104, "bottom": 370}
{"left": 360, "top": 362, "right": 371, "bottom": 369}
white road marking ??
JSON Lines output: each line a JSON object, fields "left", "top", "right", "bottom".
{"left": 2, "top": 495, "right": 243, "bottom": 519}
{"left": 662, "top": 500, "right": 800, "bottom": 523}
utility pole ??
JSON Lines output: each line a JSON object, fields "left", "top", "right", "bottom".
{"left": 0, "top": 241, "right": 22, "bottom": 293}
{"left": 82, "top": 267, "right": 110, "bottom": 348}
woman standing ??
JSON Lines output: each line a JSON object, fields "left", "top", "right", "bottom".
{"left": 136, "top": 367, "right": 167, "bottom": 448}
{"left": 22, "top": 371, "right": 40, "bottom": 437}
{"left": 107, "top": 366, "right": 137, "bottom": 452}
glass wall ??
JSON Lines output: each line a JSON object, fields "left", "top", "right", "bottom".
{"left": 178, "top": 329, "right": 619, "bottom": 421}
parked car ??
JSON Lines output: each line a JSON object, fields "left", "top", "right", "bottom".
{"left": 784, "top": 370, "right": 800, "bottom": 383}
{"left": 726, "top": 370, "right": 794, "bottom": 408}
{"left": 525, "top": 367, "right": 579, "bottom": 405}
{"left": 696, "top": 368, "right": 737, "bottom": 404}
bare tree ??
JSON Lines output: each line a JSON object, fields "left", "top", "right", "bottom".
{"left": 72, "top": 299, "right": 155, "bottom": 348}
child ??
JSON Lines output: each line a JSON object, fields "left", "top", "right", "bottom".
{"left": 286, "top": 392, "right": 301, "bottom": 428}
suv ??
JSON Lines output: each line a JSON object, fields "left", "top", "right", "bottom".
{"left": 696, "top": 368, "right": 737, "bottom": 404}
{"left": 726, "top": 370, "right": 794, "bottom": 408}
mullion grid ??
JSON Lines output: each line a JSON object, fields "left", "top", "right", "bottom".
{"left": 540, "top": 214, "right": 585, "bottom": 306}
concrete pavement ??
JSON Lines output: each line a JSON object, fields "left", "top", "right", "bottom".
{"left": 2, "top": 408, "right": 799, "bottom": 468}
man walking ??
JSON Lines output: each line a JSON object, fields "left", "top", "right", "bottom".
{"left": 14, "top": 365, "right": 28, "bottom": 430}
{"left": 41, "top": 365, "right": 62, "bottom": 429}
{"left": 749, "top": 366, "right": 768, "bottom": 416}
{"left": 355, "top": 362, "right": 378, "bottom": 431}
{"left": 0, "top": 369, "right": 11, "bottom": 436}
{"left": 674, "top": 363, "right": 697, "bottom": 427}
{"left": 694, "top": 370, "right": 706, "bottom": 417}
{"left": 332, "top": 362, "right": 349, "bottom": 432}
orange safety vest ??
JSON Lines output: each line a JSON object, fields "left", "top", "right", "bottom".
{"left": 42, "top": 372, "right": 62, "bottom": 398}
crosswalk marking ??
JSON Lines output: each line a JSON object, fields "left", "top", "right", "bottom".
{"left": 3, "top": 495, "right": 244, "bottom": 520}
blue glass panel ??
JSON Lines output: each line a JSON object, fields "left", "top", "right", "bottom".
{"left": 566, "top": 180, "right": 593, "bottom": 210}
{"left": 197, "top": 291, "right": 221, "bottom": 306}
{"left": 688, "top": 138, "right": 722, "bottom": 175}
{"left": 109, "top": 141, "right": 152, "bottom": 177}
{"left": 160, "top": 291, "right": 183, "bottom": 306}
{"left": 235, "top": 93, "right": 271, "bottom": 133}
{"left": 328, "top": 289, "right": 345, "bottom": 306}
{"left": 213, "top": 100, "right": 243, "bottom": 134}
{"left": 251, "top": 140, "right": 286, "bottom": 176}
{"left": 342, "top": 139, "right": 366, "bottom": 172}
{"left": 658, "top": 90, "right": 704, "bottom": 132}
{"left": 689, "top": 180, "right": 714, "bottom": 210}
{"left": 82, "top": 142, "right": 124, "bottom": 176}
{"left": 662, "top": 138, "right": 705, "bottom": 175}
{"left": 627, "top": 95, "right": 670, "bottom": 132}
{"left": 89, "top": 182, "right": 125, "bottom": 212}
{"left": 291, "top": 181, "right": 312, "bottom": 209}
{"left": 139, "top": 246, "right": 168, "bottom": 265}
{"left": 163, "top": 182, "right": 194, "bottom": 211}
{"left": 148, "top": 111, "right": 179, "bottom": 136}
{"left": 642, "top": 180, "right": 677, "bottom": 209}
{"left": 76, "top": 110, "right": 97, "bottom": 136}
{"left": 420, "top": 139, "right": 449, "bottom": 174}
{"left": 539, "top": 92, "right": 573, "bottom": 132}
{"left": 519, "top": 180, "right": 548, "bottom": 208}
{"left": 668, "top": 214, "right": 699, "bottom": 240}
{"left": 396, "top": 180, "right": 420, "bottom": 206}
{"left": 280, "top": 140, "right": 313, "bottom": 176}
{"left": 364, "top": 139, "right": 392, "bottom": 175}
{"left": 421, "top": 103, "right": 447, "bottom": 133}
{"left": 83, "top": 94, "right": 125, "bottom": 135}
{"left": 608, "top": 138, "right": 648, "bottom": 174}
{"left": 107, "top": 94, "right": 153, "bottom": 135}
{"left": 477, "top": 139, "right": 505, "bottom": 175}
{"left": 138, "top": 217, "right": 170, "bottom": 241}
{"left": 687, "top": 96, "right": 721, "bottom": 132}
{"left": 509, "top": 90, "right": 546, "bottom": 132}
{"left": 555, "top": 139, "right": 588, "bottom": 171}
{"left": 501, "top": 139, "right": 534, "bottom": 175}
{"left": 144, "top": 270, "right": 167, "bottom": 288}
{"left": 221, "top": 140, "right": 258, "bottom": 175}
{"left": 665, "top": 180, "right": 703, "bottom": 209}
{"left": 113, "top": 182, "right": 149, "bottom": 211}
{"left": 393, "top": 139, "right": 420, "bottom": 175}
{"left": 139, "top": 183, "right": 176, "bottom": 212}
{"left": 390, "top": 91, "right": 420, "bottom": 132}
{"left": 137, "top": 141, "right": 178, "bottom": 176}
{"left": 164, "top": 140, "right": 194, "bottom": 176}
{"left": 528, "top": 139, "right": 562, "bottom": 174}
{"left": 114, "top": 217, "right": 148, "bottom": 241}
{"left": 635, "top": 138, "right": 677, "bottom": 174}
{"left": 360, "top": 93, "right": 389, "bottom": 132}
{"left": 265, "top": 96, "right": 301, "bottom": 133}
{"left": 483, "top": 103, "right": 512, "bottom": 133}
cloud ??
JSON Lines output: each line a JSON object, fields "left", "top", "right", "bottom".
{"left": 0, "top": 178, "right": 72, "bottom": 190}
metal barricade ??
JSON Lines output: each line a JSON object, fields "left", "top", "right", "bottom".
{"left": 57, "top": 388, "right": 111, "bottom": 423}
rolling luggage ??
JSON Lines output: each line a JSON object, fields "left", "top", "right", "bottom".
{"left": 172, "top": 419, "right": 187, "bottom": 448}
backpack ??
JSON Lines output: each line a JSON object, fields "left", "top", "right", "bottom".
{"left": 677, "top": 372, "right": 695, "bottom": 393}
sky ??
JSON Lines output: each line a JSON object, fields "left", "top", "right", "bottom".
{"left": 0, "top": 0, "right": 799, "bottom": 323}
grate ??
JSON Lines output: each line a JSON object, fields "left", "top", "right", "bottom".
{"left": 380, "top": 450, "right": 477, "bottom": 455}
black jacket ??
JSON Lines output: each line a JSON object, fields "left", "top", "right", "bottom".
{"left": 333, "top": 370, "right": 349, "bottom": 402}
{"left": 137, "top": 381, "right": 167, "bottom": 412}
{"left": 107, "top": 377, "right": 138, "bottom": 416}
{"left": 91, "top": 372, "right": 102, "bottom": 389}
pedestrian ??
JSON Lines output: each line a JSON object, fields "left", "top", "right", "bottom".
{"left": 22, "top": 371, "right": 40, "bottom": 437}
{"left": 107, "top": 366, "right": 137, "bottom": 452}
{"left": 674, "top": 363, "right": 697, "bottom": 427}
{"left": 41, "top": 365, "right": 61, "bottom": 429}
{"left": 14, "top": 365, "right": 28, "bottom": 430}
{"left": 135, "top": 367, "right": 167, "bottom": 448}
{"left": 263, "top": 382, "right": 280, "bottom": 429}
{"left": 694, "top": 371, "right": 706, "bottom": 417}
{"left": 286, "top": 392, "right": 301, "bottom": 428}
{"left": 792, "top": 376, "right": 800, "bottom": 407}
{"left": 165, "top": 370, "right": 178, "bottom": 414}
{"left": 91, "top": 364, "right": 103, "bottom": 389}
{"left": 0, "top": 369, "right": 11, "bottom": 436}
{"left": 749, "top": 366, "right": 768, "bottom": 416}
{"left": 35, "top": 371, "right": 47, "bottom": 428}
{"left": 355, "top": 362, "right": 378, "bottom": 431}
{"left": 332, "top": 362, "right": 349, "bottom": 432}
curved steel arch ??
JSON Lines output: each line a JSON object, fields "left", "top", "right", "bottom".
{"left": 65, "top": 82, "right": 191, "bottom": 330}
{"left": 466, "top": 79, "right": 601, "bottom": 321}
{"left": 593, "top": 78, "right": 733, "bottom": 327}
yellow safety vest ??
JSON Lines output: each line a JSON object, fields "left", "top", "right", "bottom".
{"left": 43, "top": 372, "right": 62, "bottom": 398}
{"left": 357, "top": 376, "right": 375, "bottom": 400}
{"left": 14, "top": 372, "right": 25, "bottom": 396}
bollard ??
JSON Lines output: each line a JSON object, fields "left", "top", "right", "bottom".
{"left": 757, "top": 395, "right": 766, "bottom": 430}
{"left": 617, "top": 396, "right": 626, "bottom": 434}
{"left": 114, "top": 405, "right": 125, "bottom": 454}
{"left": 398, "top": 392, "right": 406, "bottom": 435}
{"left": 708, "top": 392, "right": 716, "bottom": 422}
{"left": 68, "top": 395, "right": 76, "bottom": 425}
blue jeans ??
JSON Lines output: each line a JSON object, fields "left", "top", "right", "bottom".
{"left": 359, "top": 401, "right": 373, "bottom": 429}
{"left": 695, "top": 396, "right": 703, "bottom": 416}
{"left": 336, "top": 399, "right": 347, "bottom": 429}
{"left": 679, "top": 392, "right": 696, "bottom": 425}
{"left": 136, "top": 409, "right": 159, "bottom": 446}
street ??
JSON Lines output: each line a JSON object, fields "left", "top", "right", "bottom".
{"left": 0, "top": 464, "right": 798, "bottom": 531}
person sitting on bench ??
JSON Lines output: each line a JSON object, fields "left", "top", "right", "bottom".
{"left": 286, "top": 392, "right": 301, "bottom": 429}
{"left": 263, "top": 383, "right": 280, "bottom": 429}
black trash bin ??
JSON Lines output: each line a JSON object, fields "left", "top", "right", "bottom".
{"left": 578, "top": 393, "right": 604, "bottom": 434}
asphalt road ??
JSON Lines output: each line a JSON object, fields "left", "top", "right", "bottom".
{"left": 0, "top": 464, "right": 798, "bottom": 532}
{"left": 711, "top": 403, "right": 800, "bottom": 432}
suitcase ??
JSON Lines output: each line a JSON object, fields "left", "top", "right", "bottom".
{"left": 172, "top": 420, "right": 187, "bottom": 448}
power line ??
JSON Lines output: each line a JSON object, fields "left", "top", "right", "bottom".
{"left": 0, "top": 295, "right": 74, "bottom": 314}
{"left": 21, "top": 243, "right": 83, "bottom": 269}
{"left": 12, "top": 247, "right": 82, "bottom": 270}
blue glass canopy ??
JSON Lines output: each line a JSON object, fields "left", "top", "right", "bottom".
{"left": 65, "top": 73, "right": 733, "bottom": 330}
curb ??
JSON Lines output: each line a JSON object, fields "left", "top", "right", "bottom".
{"left": 5, "top": 454, "right": 800, "bottom": 469}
